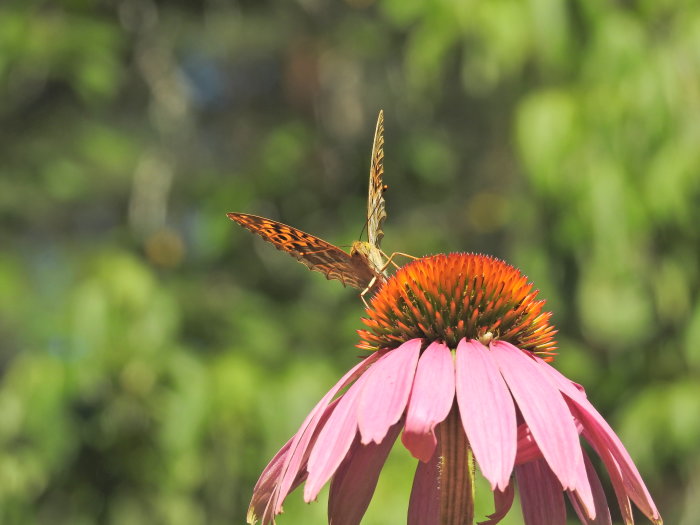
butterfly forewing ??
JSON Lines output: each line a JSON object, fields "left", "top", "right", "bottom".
{"left": 228, "top": 111, "right": 391, "bottom": 293}
{"left": 367, "top": 110, "right": 387, "bottom": 250}
{"left": 227, "top": 213, "right": 375, "bottom": 289}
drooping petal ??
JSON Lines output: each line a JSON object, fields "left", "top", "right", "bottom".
{"left": 569, "top": 431, "right": 596, "bottom": 521}
{"left": 305, "top": 372, "right": 370, "bottom": 501}
{"left": 358, "top": 339, "right": 422, "bottom": 444}
{"left": 514, "top": 424, "right": 543, "bottom": 465}
{"left": 402, "top": 341, "right": 455, "bottom": 462}
{"left": 490, "top": 341, "right": 582, "bottom": 490}
{"left": 537, "top": 358, "right": 661, "bottom": 523}
{"left": 515, "top": 458, "right": 566, "bottom": 525}
{"left": 477, "top": 484, "right": 515, "bottom": 525}
{"left": 578, "top": 407, "right": 634, "bottom": 525}
{"left": 248, "top": 437, "right": 294, "bottom": 524}
{"left": 567, "top": 451, "right": 612, "bottom": 525}
{"left": 272, "top": 352, "right": 380, "bottom": 514}
{"left": 249, "top": 399, "right": 340, "bottom": 524}
{"left": 407, "top": 443, "right": 441, "bottom": 525}
{"left": 455, "top": 339, "right": 516, "bottom": 490}
{"left": 327, "top": 422, "right": 401, "bottom": 525}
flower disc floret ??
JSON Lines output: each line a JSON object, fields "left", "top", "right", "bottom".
{"left": 359, "top": 253, "right": 557, "bottom": 358}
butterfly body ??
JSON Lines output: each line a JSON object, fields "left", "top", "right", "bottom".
{"left": 350, "top": 241, "right": 385, "bottom": 279}
{"left": 348, "top": 242, "right": 385, "bottom": 289}
{"left": 228, "top": 111, "right": 388, "bottom": 294}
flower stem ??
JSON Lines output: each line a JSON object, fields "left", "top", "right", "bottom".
{"left": 436, "top": 404, "right": 475, "bottom": 525}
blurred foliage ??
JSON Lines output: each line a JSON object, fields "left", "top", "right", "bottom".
{"left": 0, "top": 0, "right": 698, "bottom": 524}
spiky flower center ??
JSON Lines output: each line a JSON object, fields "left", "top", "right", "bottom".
{"left": 358, "top": 253, "right": 557, "bottom": 359}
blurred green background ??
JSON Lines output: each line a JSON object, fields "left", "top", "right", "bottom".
{"left": 1, "top": 1, "right": 698, "bottom": 524}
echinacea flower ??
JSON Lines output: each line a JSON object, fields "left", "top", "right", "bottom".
{"left": 248, "top": 253, "right": 662, "bottom": 525}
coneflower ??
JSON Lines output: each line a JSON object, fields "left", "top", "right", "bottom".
{"left": 248, "top": 253, "right": 662, "bottom": 525}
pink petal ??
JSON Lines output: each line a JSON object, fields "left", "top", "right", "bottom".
{"left": 455, "top": 339, "right": 516, "bottom": 490}
{"left": 249, "top": 399, "right": 339, "bottom": 524}
{"left": 402, "top": 341, "right": 455, "bottom": 462}
{"left": 537, "top": 358, "right": 661, "bottom": 523}
{"left": 407, "top": 443, "right": 441, "bottom": 525}
{"left": 358, "top": 339, "right": 422, "bottom": 444}
{"left": 490, "top": 341, "right": 582, "bottom": 490}
{"left": 567, "top": 451, "right": 612, "bottom": 525}
{"left": 569, "top": 433, "right": 596, "bottom": 521}
{"left": 305, "top": 372, "right": 370, "bottom": 501}
{"left": 514, "top": 424, "right": 543, "bottom": 465}
{"left": 515, "top": 458, "right": 566, "bottom": 525}
{"left": 327, "top": 422, "right": 402, "bottom": 525}
{"left": 248, "top": 437, "right": 294, "bottom": 524}
{"left": 577, "top": 406, "right": 634, "bottom": 525}
{"left": 272, "top": 352, "right": 380, "bottom": 514}
{"left": 477, "top": 484, "right": 515, "bottom": 525}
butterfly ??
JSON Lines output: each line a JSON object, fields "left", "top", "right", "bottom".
{"left": 228, "top": 111, "right": 392, "bottom": 292}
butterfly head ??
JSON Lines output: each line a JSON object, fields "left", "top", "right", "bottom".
{"left": 351, "top": 241, "right": 385, "bottom": 276}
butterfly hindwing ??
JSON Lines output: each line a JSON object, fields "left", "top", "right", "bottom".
{"left": 227, "top": 213, "right": 373, "bottom": 289}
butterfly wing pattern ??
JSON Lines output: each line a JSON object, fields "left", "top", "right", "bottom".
{"left": 349, "top": 110, "right": 387, "bottom": 275}
{"left": 226, "top": 213, "right": 376, "bottom": 290}
{"left": 227, "top": 110, "right": 389, "bottom": 292}
{"left": 367, "top": 110, "right": 386, "bottom": 250}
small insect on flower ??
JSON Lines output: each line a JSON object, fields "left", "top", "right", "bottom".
{"left": 247, "top": 254, "right": 663, "bottom": 525}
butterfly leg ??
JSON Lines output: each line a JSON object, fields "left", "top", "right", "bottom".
{"left": 360, "top": 253, "right": 419, "bottom": 307}
{"left": 360, "top": 278, "right": 377, "bottom": 308}
{"left": 380, "top": 251, "right": 418, "bottom": 271}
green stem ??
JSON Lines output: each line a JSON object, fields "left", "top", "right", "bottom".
{"left": 437, "top": 404, "right": 475, "bottom": 525}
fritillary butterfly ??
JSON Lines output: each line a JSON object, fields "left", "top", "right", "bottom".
{"left": 228, "top": 111, "right": 388, "bottom": 291}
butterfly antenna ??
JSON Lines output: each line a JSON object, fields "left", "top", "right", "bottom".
{"left": 358, "top": 215, "right": 369, "bottom": 241}
{"left": 357, "top": 184, "right": 388, "bottom": 241}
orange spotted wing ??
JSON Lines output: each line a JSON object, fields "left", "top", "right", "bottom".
{"left": 226, "top": 213, "right": 377, "bottom": 289}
